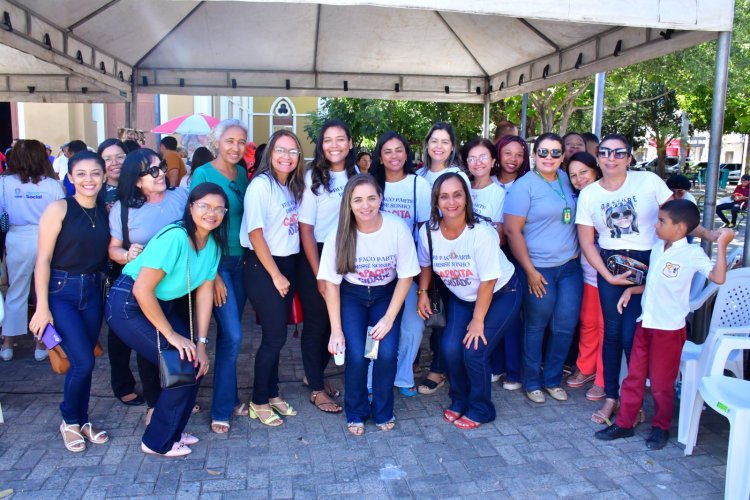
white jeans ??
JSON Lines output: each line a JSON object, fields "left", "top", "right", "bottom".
{"left": 3, "top": 225, "right": 38, "bottom": 337}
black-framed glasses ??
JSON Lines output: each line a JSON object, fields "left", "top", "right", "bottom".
{"left": 536, "top": 148, "right": 563, "bottom": 159}
{"left": 192, "top": 202, "right": 228, "bottom": 216}
{"left": 610, "top": 209, "right": 633, "bottom": 219}
{"left": 598, "top": 147, "right": 629, "bottom": 159}
{"left": 139, "top": 163, "right": 168, "bottom": 178}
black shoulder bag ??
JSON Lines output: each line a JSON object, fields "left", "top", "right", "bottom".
{"left": 423, "top": 227, "right": 446, "bottom": 328}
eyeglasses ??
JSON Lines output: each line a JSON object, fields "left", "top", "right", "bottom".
{"left": 139, "top": 163, "right": 168, "bottom": 178}
{"left": 598, "top": 147, "right": 629, "bottom": 159}
{"left": 536, "top": 148, "right": 563, "bottom": 159}
{"left": 102, "top": 153, "right": 126, "bottom": 165}
{"left": 192, "top": 202, "right": 228, "bottom": 216}
{"left": 273, "top": 147, "right": 301, "bottom": 158}
{"left": 466, "top": 154, "right": 491, "bottom": 165}
{"left": 610, "top": 210, "right": 633, "bottom": 219}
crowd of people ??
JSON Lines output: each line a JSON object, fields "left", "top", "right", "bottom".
{"left": 0, "top": 119, "right": 736, "bottom": 457}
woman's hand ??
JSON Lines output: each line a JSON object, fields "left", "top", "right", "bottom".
{"left": 526, "top": 269, "right": 548, "bottom": 298}
{"left": 165, "top": 332, "right": 197, "bottom": 362}
{"left": 417, "top": 293, "right": 432, "bottom": 320}
{"left": 370, "top": 315, "right": 394, "bottom": 340}
{"left": 195, "top": 344, "right": 210, "bottom": 378}
{"left": 463, "top": 318, "right": 487, "bottom": 350}
{"left": 272, "top": 273, "right": 290, "bottom": 297}
{"left": 29, "top": 308, "right": 54, "bottom": 339}
{"left": 127, "top": 243, "right": 144, "bottom": 262}
{"left": 213, "top": 273, "right": 227, "bottom": 307}
{"left": 607, "top": 270, "right": 634, "bottom": 286}
{"left": 328, "top": 330, "right": 345, "bottom": 355}
{"left": 617, "top": 288, "right": 633, "bottom": 314}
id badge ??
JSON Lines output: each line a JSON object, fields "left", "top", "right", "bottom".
{"left": 562, "top": 207, "right": 572, "bottom": 224}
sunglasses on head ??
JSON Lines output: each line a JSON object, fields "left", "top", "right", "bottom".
{"left": 140, "top": 162, "right": 168, "bottom": 178}
{"left": 536, "top": 148, "right": 563, "bottom": 159}
{"left": 598, "top": 147, "right": 629, "bottom": 159}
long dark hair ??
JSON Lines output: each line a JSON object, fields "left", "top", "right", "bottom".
{"left": 310, "top": 120, "right": 357, "bottom": 195}
{"left": 182, "top": 182, "right": 230, "bottom": 257}
{"left": 190, "top": 147, "right": 214, "bottom": 172}
{"left": 335, "top": 174, "right": 382, "bottom": 275}
{"left": 494, "top": 135, "right": 530, "bottom": 178}
{"left": 424, "top": 122, "right": 461, "bottom": 169}
{"left": 116, "top": 148, "right": 160, "bottom": 208}
{"left": 7, "top": 139, "right": 56, "bottom": 183}
{"left": 253, "top": 130, "right": 306, "bottom": 202}
{"left": 427, "top": 172, "right": 480, "bottom": 230}
{"left": 369, "top": 131, "right": 415, "bottom": 193}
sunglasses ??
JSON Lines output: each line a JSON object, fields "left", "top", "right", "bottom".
{"left": 610, "top": 210, "right": 633, "bottom": 219}
{"left": 139, "top": 163, "right": 168, "bottom": 178}
{"left": 598, "top": 147, "right": 629, "bottom": 159}
{"left": 536, "top": 148, "right": 563, "bottom": 159}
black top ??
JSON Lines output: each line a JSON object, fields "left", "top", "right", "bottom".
{"left": 51, "top": 197, "right": 110, "bottom": 274}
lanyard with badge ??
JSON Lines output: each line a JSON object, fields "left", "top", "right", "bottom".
{"left": 534, "top": 169, "right": 572, "bottom": 224}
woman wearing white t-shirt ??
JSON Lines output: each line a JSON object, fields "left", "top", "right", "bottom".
{"left": 369, "top": 131, "right": 431, "bottom": 396}
{"left": 463, "top": 138, "right": 505, "bottom": 240}
{"left": 241, "top": 130, "right": 306, "bottom": 427}
{"left": 298, "top": 120, "right": 358, "bottom": 414}
{"left": 576, "top": 133, "right": 716, "bottom": 424}
{"left": 416, "top": 173, "right": 520, "bottom": 429}
{"left": 320, "top": 174, "right": 419, "bottom": 436}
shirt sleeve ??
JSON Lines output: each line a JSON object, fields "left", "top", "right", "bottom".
{"left": 416, "top": 225, "right": 431, "bottom": 267}
{"left": 415, "top": 177, "right": 432, "bottom": 224}
{"left": 139, "top": 227, "right": 187, "bottom": 277}
{"left": 474, "top": 226, "right": 502, "bottom": 281}
{"left": 692, "top": 247, "right": 715, "bottom": 279}
{"left": 244, "top": 176, "right": 270, "bottom": 234}
{"left": 298, "top": 174, "right": 318, "bottom": 226}
{"left": 395, "top": 219, "right": 420, "bottom": 278}
{"left": 502, "top": 177, "right": 531, "bottom": 218}
{"left": 109, "top": 201, "right": 123, "bottom": 241}
{"left": 650, "top": 172, "right": 674, "bottom": 205}
{"left": 189, "top": 168, "right": 208, "bottom": 192}
{"left": 574, "top": 187, "right": 594, "bottom": 226}
{"left": 316, "top": 233, "right": 343, "bottom": 284}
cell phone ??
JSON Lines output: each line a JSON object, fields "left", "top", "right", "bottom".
{"left": 364, "top": 326, "right": 379, "bottom": 360}
{"left": 41, "top": 324, "right": 62, "bottom": 350}
{"left": 614, "top": 263, "right": 644, "bottom": 285}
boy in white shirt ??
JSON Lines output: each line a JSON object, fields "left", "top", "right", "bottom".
{"left": 595, "top": 199, "right": 734, "bottom": 449}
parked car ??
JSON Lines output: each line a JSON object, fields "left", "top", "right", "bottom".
{"left": 721, "top": 163, "right": 743, "bottom": 183}
{"left": 638, "top": 157, "right": 691, "bottom": 175}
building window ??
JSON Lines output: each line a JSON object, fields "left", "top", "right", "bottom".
{"left": 271, "top": 98, "right": 295, "bottom": 134}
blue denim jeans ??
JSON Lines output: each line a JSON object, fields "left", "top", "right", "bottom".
{"left": 598, "top": 248, "right": 651, "bottom": 399}
{"left": 211, "top": 254, "right": 247, "bottom": 421}
{"left": 522, "top": 258, "right": 583, "bottom": 392}
{"left": 394, "top": 282, "right": 424, "bottom": 388}
{"left": 340, "top": 280, "right": 403, "bottom": 425}
{"left": 48, "top": 270, "right": 104, "bottom": 425}
{"left": 106, "top": 275, "right": 201, "bottom": 454}
{"left": 443, "top": 275, "right": 522, "bottom": 422}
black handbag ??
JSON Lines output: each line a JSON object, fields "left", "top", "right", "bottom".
{"left": 423, "top": 227, "right": 446, "bottom": 328}
{"left": 157, "top": 248, "right": 196, "bottom": 389}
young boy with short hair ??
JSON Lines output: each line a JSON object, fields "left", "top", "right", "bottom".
{"left": 594, "top": 199, "right": 734, "bottom": 449}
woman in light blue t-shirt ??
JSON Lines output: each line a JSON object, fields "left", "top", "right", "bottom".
{"left": 503, "top": 132, "right": 583, "bottom": 405}
{"left": 106, "top": 183, "right": 227, "bottom": 458}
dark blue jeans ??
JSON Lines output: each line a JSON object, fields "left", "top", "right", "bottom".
{"left": 297, "top": 243, "right": 331, "bottom": 391}
{"left": 49, "top": 270, "right": 104, "bottom": 426}
{"left": 444, "top": 275, "right": 522, "bottom": 422}
{"left": 428, "top": 274, "right": 450, "bottom": 374}
{"left": 340, "top": 280, "right": 403, "bottom": 425}
{"left": 211, "top": 254, "right": 247, "bottom": 421}
{"left": 522, "top": 258, "right": 583, "bottom": 392}
{"left": 106, "top": 275, "right": 201, "bottom": 454}
{"left": 490, "top": 247, "right": 523, "bottom": 382}
{"left": 598, "top": 248, "right": 651, "bottom": 399}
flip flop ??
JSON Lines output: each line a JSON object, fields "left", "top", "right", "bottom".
{"left": 454, "top": 416, "right": 481, "bottom": 430}
{"left": 310, "top": 391, "right": 343, "bottom": 414}
{"left": 211, "top": 421, "right": 230, "bottom": 434}
{"left": 233, "top": 403, "right": 249, "bottom": 417}
{"left": 443, "top": 409, "right": 461, "bottom": 423}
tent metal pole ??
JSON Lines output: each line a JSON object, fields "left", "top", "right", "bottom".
{"left": 592, "top": 72, "right": 605, "bottom": 138}
{"left": 702, "top": 31, "right": 732, "bottom": 259}
{"left": 128, "top": 83, "right": 138, "bottom": 130}
{"left": 483, "top": 95, "right": 490, "bottom": 139}
{"left": 679, "top": 112, "right": 689, "bottom": 170}
{"left": 520, "top": 93, "right": 528, "bottom": 139}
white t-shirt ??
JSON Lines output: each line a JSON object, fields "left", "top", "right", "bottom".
{"left": 417, "top": 223, "right": 514, "bottom": 302}
{"left": 416, "top": 165, "right": 470, "bottom": 189}
{"left": 317, "top": 212, "right": 419, "bottom": 286}
{"left": 52, "top": 155, "right": 68, "bottom": 179}
{"left": 382, "top": 174, "right": 431, "bottom": 240}
{"left": 638, "top": 239, "right": 713, "bottom": 330}
{"left": 0, "top": 174, "right": 64, "bottom": 226}
{"left": 492, "top": 176, "right": 515, "bottom": 193}
{"left": 240, "top": 172, "right": 299, "bottom": 256}
{"left": 683, "top": 191, "right": 697, "bottom": 205}
{"left": 576, "top": 171, "right": 673, "bottom": 251}
{"left": 471, "top": 182, "right": 506, "bottom": 224}
{"left": 298, "top": 169, "right": 349, "bottom": 242}
{"left": 581, "top": 253, "right": 598, "bottom": 287}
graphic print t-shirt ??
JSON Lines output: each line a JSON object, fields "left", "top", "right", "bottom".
{"left": 471, "top": 182, "right": 506, "bottom": 224}
{"left": 382, "top": 174, "right": 431, "bottom": 241}
{"left": 240, "top": 172, "right": 299, "bottom": 256}
{"left": 417, "top": 223, "right": 514, "bottom": 302}
{"left": 298, "top": 169, "right": 350, "bottom": 242}
{"left": 317, "top": 212, "right": 419, "bottom": 286}
{"left": 576, "top": 171, "right": 673, "bottom": 251}
{"left": 416, "top": 165, "right": 471, "bottom": 189}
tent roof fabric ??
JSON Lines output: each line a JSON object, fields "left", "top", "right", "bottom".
{"left": 0, "top": 0, "right": 735, "bottom": 103}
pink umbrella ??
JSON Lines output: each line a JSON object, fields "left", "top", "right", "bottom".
{"left": 151, "top": 113, "right": 220, "bottom": 135}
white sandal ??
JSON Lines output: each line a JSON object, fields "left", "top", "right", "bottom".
{"left": 60, "top": 421, "right": 86, "bottom": 453}
{"left": 80, "top": 422, "right": 109, "bottom": 445}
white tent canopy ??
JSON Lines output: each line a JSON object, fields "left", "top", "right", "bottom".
{"left": 0, "top": 0, "right": 735, "bottom": 104}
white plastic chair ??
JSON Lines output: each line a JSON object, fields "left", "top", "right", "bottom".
{"left": 688, "top": 247, "right": 743, "bottom": 313}
{"left": 677, "top": 267, "right": 750, "bottom": 448}
{"left": 688, "top": 336, "right": 750, "bottom": 499}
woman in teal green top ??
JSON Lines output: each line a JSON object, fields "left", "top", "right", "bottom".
{"left": 189, "top": 119, "right": 250, "bottom": 434}
{"left": 105, "top": 182, "right": 228, "bottom": 457}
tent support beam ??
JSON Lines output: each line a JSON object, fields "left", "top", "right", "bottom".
{"left": 520, "top": 93, "right": 528, "bottom": 139}
{"left": 592, "top": 72, "right": 605, "bottom": 138}
{"left": 435, "top": 12, "right": 488, "bottom": 76}
{"left": 482, "top": 94, "right": 490, "bottom": 139}
{"left": 67, "top": 0, "right": 121, "bottom": 31}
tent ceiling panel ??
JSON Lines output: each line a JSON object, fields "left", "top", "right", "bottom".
{"left": 524, "top": 19, "right": 614, "bottom": 49}
{"left": 20, "top": 0, "right": 113, "bottom": 30}
{"left": 0, "top": 44, "right": 67, "bottom": 75}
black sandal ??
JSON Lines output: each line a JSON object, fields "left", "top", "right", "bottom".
{"left": 118, "top": 393, "right": 145, "bottom": 406}
{"left": 417, "top": 375, "right": 446, "bottom": 395}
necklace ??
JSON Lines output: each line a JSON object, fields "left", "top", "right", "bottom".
{"left": 79, "top": 202, "right": 97, "bottom": 228}
{"left": 534, "top": 169, "right": 572, "bottom": 224}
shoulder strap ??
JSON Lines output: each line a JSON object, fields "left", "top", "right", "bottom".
{"left": 426, "top": 224, "right": 435, "bottom": 269}
{"left": 412, "top": 174, "right": 417, "bottom": 237}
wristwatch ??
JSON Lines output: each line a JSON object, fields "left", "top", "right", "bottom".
{"left": 196, "top": 337, "right": 209, "bottom": 344}
{"left": 123, "top": 250, "right": 129, "bottom": 262}
{"left": 416, "top": 288, "right": 428, "bottom": 295}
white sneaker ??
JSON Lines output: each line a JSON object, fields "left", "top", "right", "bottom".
{"left": 503, "top": 380, "right": 522, "bottom": 391}
{"left": 490, "top": 374, "right": 502, "bottom": 383}
{"left": 0, "top": 347, "right": 13, "bottom": 361}
{"left": 35, "top": 348, "right": 49, "bottom": 361}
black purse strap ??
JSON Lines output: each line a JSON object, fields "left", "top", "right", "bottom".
{"left": 412, "top": 174, "right": 417, "bottom": 238}
{"left": 426, "top": 224, "right": 435, "bottom": 272}
{"left": 120, "top": 201, "right": 130, "bottom": 250}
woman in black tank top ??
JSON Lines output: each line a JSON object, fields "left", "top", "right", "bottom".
{"left": 29, "top": 151, "right": 110, "bottom": 453}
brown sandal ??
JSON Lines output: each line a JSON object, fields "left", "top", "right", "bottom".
{"left": 591, "top": 398, "right": 619, "bottom": 425}
{"left": 310, "top": 391, "right": 342, "bottom": 413}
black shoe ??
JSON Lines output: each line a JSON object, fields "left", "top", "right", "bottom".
{"left": 118, "top": 393, "right": 145, "bottom": 406}
{"left": 646, "top": 427, "right": 670, "bottom": 450}
{"left": 595, "top": 424, "right": 635, "bottom": 441}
